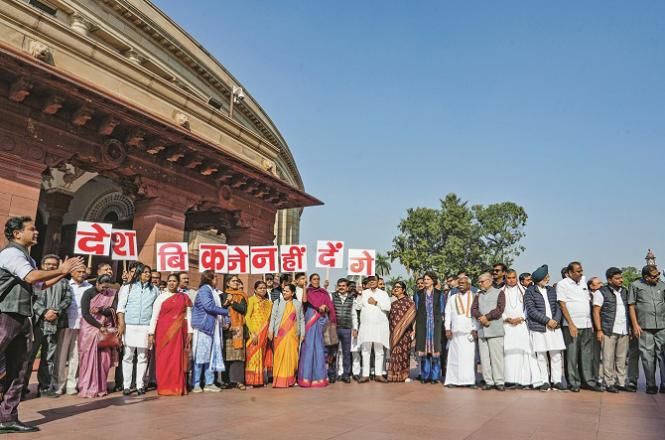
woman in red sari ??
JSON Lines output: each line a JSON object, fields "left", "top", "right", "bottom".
{"left": 148, "top": 273, "right": 192, "bottom": 396}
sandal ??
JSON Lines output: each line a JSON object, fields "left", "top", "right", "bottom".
{"left": 236, "top": 383, "right": 246, "bottom": 390}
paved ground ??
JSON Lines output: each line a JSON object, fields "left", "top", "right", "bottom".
{"left": 8, "top": 379, "right": 665, "bottom": 440}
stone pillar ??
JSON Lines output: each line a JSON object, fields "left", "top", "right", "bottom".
{"left": 226, "top": 209, "right": 276, "bottom": 291}
{"left": 0, "top": 151, "right": 44, "bottom": 246}
{"left": 41, "top": 190, "right": 73, "bottom": 256}
{"left": 133, "top": 197, "right": 186, "bottom": 268}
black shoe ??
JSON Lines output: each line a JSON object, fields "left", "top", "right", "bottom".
{"left": 358, "top": 377, "right": 370, "bottom": 384}
{"left": 504, "top": 383, "right": 517, "bottom": 390}
{"left": 496, "top": 385, "right": 505, "bottom": 391}
{"left": 122, "top": 389, "right": 132, "bottom": 396}
{"left": 625, "top": 384, "right": 637, "bottom": 392}
{"left": 481, "top": 384, "right": 494, "bottom": 391}
{"left": 352, "top": 375, "right": 360, "bottom": 382}
{"left": 539, "top": 383, "right": 550, "bottom": 392}
{"left": 0, "top": 420, "right": 40, "bottom": 433}
{"left": 137, "top": 388, "right": 146, "bottom": 395}
{"left": 342, "top": 377, "right": 351, "bottom": 384}
{"left": 41, "top": 389, "right": 59, "bottom": 398}
{"left": 659, "top": 385, "right": 665, "bottom": 394}
{"left": 606, "top": 385, "right": 619, "bottom": 393}
{"left": 646, "top": 386, "right": 658, "bottom": 395}
{"left": 570, "top": 386, "right": 581, "bottom": 393}
{"left": 553, "top": 383, "right": 567, "bottom": 391}
{"left": 587, "top": 384, "right": 603, "bottom": 392}
{"left": 329, "top": 377, "right": 337, "bottom": 384}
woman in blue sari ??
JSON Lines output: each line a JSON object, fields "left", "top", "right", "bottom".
{"left": 297, "top": 274, "right": 336, "bottom": 388}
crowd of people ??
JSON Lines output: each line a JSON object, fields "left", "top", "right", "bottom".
{"left": 0, "top": 215, "right": 664, "bottom": 434}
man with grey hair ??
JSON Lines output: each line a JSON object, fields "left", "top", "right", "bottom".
{"left": 471, "top": 272, "right": 506, "bottom": 391}
{"left": 23, "top": 255, "right": 72, "bottom": 398}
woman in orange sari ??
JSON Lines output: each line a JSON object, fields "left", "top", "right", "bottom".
{"left": 269, "top": 284, "right": 304, "bottom": 388}
{"left": 245, "top": 281, "right": 273, "bottom": 387}
{"left": 222, "top": 275, "right": 248, "bottom": 390}
{"left": 148, "top": 273, "right": 193, "bottom": 396}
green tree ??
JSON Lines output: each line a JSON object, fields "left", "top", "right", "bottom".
{"left": 390, "top": 193, "right": 528, "bottom": 279}
{"left": 375, "top": 252, "right": 392, "bottom": 277}
{"left": 620, "top": 266, "right": 641, "bottom": 289}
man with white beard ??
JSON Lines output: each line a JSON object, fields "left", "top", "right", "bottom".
{"left": 502, "top": 269, "right": 542, "bottom": 389}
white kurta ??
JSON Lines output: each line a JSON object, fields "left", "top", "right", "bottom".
{"left": 530, "top": 286, "right": 566, "bottom": 352}
{"left": 444, "top": 291, "right": 477, "bottom": 385}
{"left": 502, "top": 285, "right": 538, "bottom": 385}
{"left": 356, "top": 288, "right": 391, "bottom": 348}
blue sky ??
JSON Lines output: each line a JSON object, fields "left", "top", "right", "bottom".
{"left": 154, "top": 0, "right": 665, "bottom": 282}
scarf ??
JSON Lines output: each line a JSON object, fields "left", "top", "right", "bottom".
{"left": 225, "top": 288, "right": 248, "bottom": 349}
{"left": 306, "top": 286, "right": 337, "bottom": 324}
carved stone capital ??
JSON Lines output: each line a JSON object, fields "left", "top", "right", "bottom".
{"left": 72, "top": 106, "right": 94, "bottom": 126}
{"left": 174, "top": 112, "right": 190, "bottom": 129}
{"left": 98, "top": 116, "right": 119, "bottom": 136}
{"left": 70, "top": 12, "right": 94, "bottom": 36}
{"left": 123, "top": 49, "right": 144, "bottom": 65}
{"left": 28, "top": 40, "right": 54, "bottom": 65}
{"left": 125, "top": 128, "right": 145, "bottom": 147}
{"left": 42, "top": 95, "right": 64, "bottom": 115}
{"left": 9, "top": 77, "right": 33, "bottom": 103}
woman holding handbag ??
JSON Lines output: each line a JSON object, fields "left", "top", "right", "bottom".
{"left": 77, "top": 275, "right": 119, "bottom": 398}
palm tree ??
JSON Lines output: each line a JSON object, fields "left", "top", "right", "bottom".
{"left": 375, "top": 252, "right": 392, "bottom": 277}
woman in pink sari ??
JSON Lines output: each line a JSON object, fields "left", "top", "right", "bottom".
{"left": 77, "top": 275, "right": 118, "bottom": 398}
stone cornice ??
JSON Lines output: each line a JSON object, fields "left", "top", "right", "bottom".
{"left": 97, "top": 0, "right": 305, "bottom": 190}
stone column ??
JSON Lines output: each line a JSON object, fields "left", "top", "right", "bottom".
{"left": 0, "top": 149, "right": 44, "bottom": 246}
{"left": 133, "top": 197, "right": 186, "bottom": 268}
{"left": 41, "top": 190, "right": 73, "bottom": 256}
{"left": 226, "top": 209, "right": 276, "bottom": 291}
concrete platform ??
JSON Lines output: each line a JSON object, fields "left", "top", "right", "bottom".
{"left": 9, "top": 381, "right": 665, "bottom": 440}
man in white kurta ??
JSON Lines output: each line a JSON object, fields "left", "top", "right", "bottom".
{"left": 357, "top": 276, "right": 391, "bottom": 383}
{"left": 502, "top": 270, "right": 542, "bottom": 388}
{"left": 444, "top": 278, "right": 478, "bottom": 386}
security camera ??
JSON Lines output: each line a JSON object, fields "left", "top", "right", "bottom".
{"left": 233, "top": 86, "right": 245, "bottom": 103}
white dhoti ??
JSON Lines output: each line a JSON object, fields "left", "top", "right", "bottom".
{"left": 444, "top": 332, "right": 476, "bottom": 385}
{"left": 504, "top": 322, "right": 538, "bottom": 386}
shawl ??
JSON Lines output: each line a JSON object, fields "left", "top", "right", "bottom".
{"left": 225, "top": 287, "right": 248, "bottom": 349}
{"left": 305, "top": 286, "right": 337, "bottom": 324}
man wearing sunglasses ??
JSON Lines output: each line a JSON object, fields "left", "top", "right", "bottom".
{"left": 628, "top": 265, "right": 665, "bottom": 394}
{"left": 492, "top": 263, "right": 507, "bottom": 289}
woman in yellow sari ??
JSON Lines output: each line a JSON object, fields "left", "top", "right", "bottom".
{"left": 268, "top": 284, "right": 304, "bottom": 388}
{"left": 245, "top": 281, "right": 273, "bottom": 387}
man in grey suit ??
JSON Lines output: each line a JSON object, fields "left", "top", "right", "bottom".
{"left": 628, "top": 265, "right": 665, "bottom": 394}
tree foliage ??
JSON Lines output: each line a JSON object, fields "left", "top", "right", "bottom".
{"left": 620, "top": 266, "right": 641, "bottom": 289}
{"left": 375, "top": 252, "right": 392, "bottom": 277}
{"left": 390, "top": 193, "right": 527, "bottom": 279}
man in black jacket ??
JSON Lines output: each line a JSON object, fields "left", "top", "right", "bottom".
{"left": 592, "top": 267, "right": 629, "bottom": 393}
{"left": 0, "top": 217, "right": 83, "bottom": 433}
